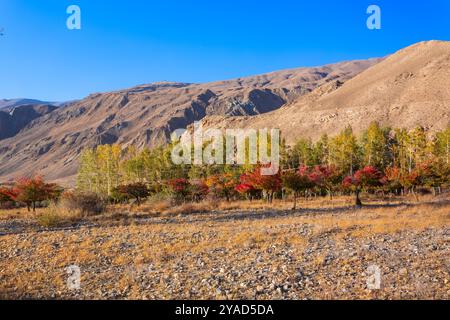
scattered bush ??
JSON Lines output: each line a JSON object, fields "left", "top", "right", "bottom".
{"left": 112, "top": 183, "right": 151, "bottom": 206}
{"left": 37, "top": 208, "right": 62, "bottom": 228}
{"left": 189, "top": 179, "right": 209, "bottom": 202}
{"left": 60, "top": 191, "right": 106, "bottom": 216}
{"left": 166, "top": 178, "right": 191, "bottom": 204}
{"left": 36, "top": 204, "right": 82, "bottom": 228}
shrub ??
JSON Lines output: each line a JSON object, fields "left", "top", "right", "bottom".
{"left": 189, "top": 179, "right": 209, "bottom": 202}
{"left": 37, "top": 204, "right": 83, "bottom": 228}
{"left": 112, "top": 183, "right": 151, "bottom": 206}
{"left": 37, "top": 208, "right": 62, "bottom": 228}
{"left": 166, "top": 178, "right": 191, "bottom": 204}
{"left": 60, "top": 191, "right": 106, "bottom": 216}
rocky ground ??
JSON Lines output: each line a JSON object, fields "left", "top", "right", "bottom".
{"left": 0, "top": 198, "right": 449, "bottom": 300}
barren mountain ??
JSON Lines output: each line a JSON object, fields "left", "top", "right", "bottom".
{"left": 201, "top": 41, "right": 450, "bottom": 143}
{"left": 0, "top": 59, "right": 378, "bottom": 184}
{"left": 0, "top": 104, "right": 58, "bottom": 140}
{"left": 2, "top": 41, "right": 449, "bottom": 186}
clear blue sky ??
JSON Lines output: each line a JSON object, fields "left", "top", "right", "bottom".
{"left": 1, "top": 0, "right": 449, "bottom": 101}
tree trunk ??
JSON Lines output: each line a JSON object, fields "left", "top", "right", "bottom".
{"left": 355, "top": 189, "right": 362, "bottom": 207}
{"left": 292, "top": 193, "right": 297, "bottom": 211}
{"left": 411, "top": 187, "right": 419, "bottom": 202}
{"left": 328, "top": 190, "right": 333, "bottom": 201}
{"left": 32, "top": 202, "right": 36, "bottom": 213}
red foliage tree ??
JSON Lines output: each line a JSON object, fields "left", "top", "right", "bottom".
{"left": 308, "top": 165, "right": 342, "bottom": 200}
{"left": 0, "top": 187, "right": 17, "bottom": 205}
{"left": 235, "top": 177, "right": 260, "bottom": 201}
{"left": 282, "top": 168, "right": 314, "bottom": 210}
{"left": 205, "top": 174, "right": 238, "bottom": 201}
{"left": 240, "top": 165, "right": 282, "bottom": 203}
{"left": 12, "top": 176, "right": 59, "bottom": 212}
{"left": 384, "top": 166, "right": 404, "bottom": 195}
{"left": 166, "top": 178, "right": 191, "bottom": 203}
{"left": 343, "top": 166, "right": 386, "bottom": 206}
{"left": 113, "top": 183, "right": 151, "bottom": 206}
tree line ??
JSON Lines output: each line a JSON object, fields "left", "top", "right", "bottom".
{"left": 72, "top": 123, "right": 449, "bottom": 208}
{"left": 1, "top": 123, "right": 448, "bottom": 211}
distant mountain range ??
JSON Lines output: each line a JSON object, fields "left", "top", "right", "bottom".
{"left": 0, "top": 40, "right": 449, "bottom": 185}
{"left": 0, "top": 98, "right": 76, "bottom": 111}
{"left": 0, "top": 99, "right": 53, "bottom": 110}
{"left": 0, "top": 99, "right": 77, "bottom": 141}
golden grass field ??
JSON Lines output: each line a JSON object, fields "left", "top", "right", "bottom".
{"left": 0, "top": 195, "right": 449, "bottom": 300}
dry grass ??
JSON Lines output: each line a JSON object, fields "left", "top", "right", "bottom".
{"left": 0, "top": 207, "right": 43, "bottom": 220}
{"left": 110, "top": 194, "right": 440, "bottom": 217}
{"left": 1, "top": 195, "right": 448, "bottom": 299}
{"left": 301, "top": 202, "right": 449, "bottom": 237}
{"left": 36, "top": 205, "right": 83, "bottom": 228}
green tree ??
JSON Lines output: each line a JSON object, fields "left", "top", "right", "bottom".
{"left": 77, "top": 148, "right": 100, "bottom": 193}
{"left": 362, "top": 122, "right": 390, "bottom": 169}
{"left": 330, "top": 126, "right": 361, "bottom": 176}
{"left": 433, "top": 127, "right": 450, "bottom": 165}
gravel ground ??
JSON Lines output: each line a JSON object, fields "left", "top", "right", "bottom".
{"left": 1, "top": 201, "right": 449, "bottom": 300}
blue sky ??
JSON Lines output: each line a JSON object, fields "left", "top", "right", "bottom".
{"left": 0, "top": 0, "right": 449, "bottom": 101}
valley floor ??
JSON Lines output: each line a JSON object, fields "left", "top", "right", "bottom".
{"left": 0, "top": 196, "right": 449, "bottom": 300}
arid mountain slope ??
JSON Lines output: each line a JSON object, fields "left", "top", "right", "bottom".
{"left": 201, "top": 41, "right": 450, "bottom": 143}
{"left": 0, "top": 104, "right": 58, "bottom": 140}
{"left": 0, "top": 59, "right": 378, "bottom": 184}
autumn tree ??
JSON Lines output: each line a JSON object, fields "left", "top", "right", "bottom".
{"left": 13, "top": 177, "right": 59, "bottom": 212}
{"left": 0, "top": 187, "right": 16, "bottom": 206}
{"left": 343, "top": 166, "right": 385, "bottom": 206}
{"left": 408, "top": 126, "right": 429, "bottom": 169}
{"left": 235, "top": 174, "right": 261, "bottom": 201}
{"left": 384, "top": 166, "right": 404, "bottom": 195}
{"left": 243, "top": 165, "right": 282, "bottom": 203}
{"left": 189, "top": 179, "right": 209, "bottom": 202}
{"left": 330, "top": 126, "right": 361, "bottom": 176}
{"left": 97, "top": 144, "right": 122, "bottom": 196}
{"left": 362, "top": 122, "right": 391, "bottom": 170}
{"left": 205, "top": 173, "right": 238, "bottom": 201}
{"left": 432, "top": 127, "right": 450, "bottom": 165}
{"left": 308, "top": 165, "right": 342, "bottom": 200}
{"left": 166, "top": 178, "right": 191, "bottom": 203}
{"left": 112, "top": 183, "right": 151, "bottom": 206}
{"left": 282, "top": 168, "right": 314, "bottom": 210}
{"left": 77, "top": 148, "right": 100, "bottom": 193}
